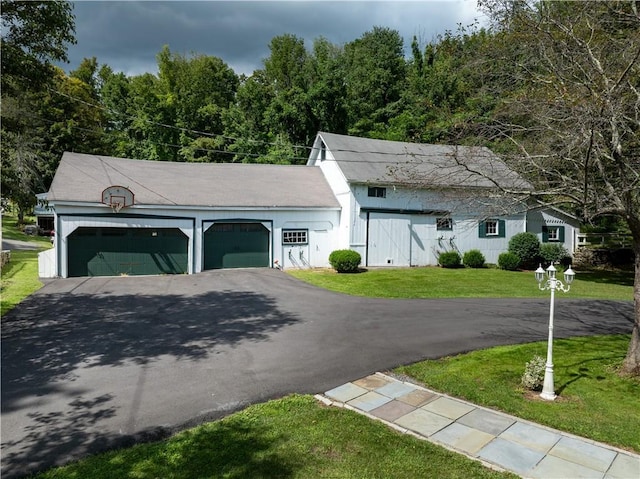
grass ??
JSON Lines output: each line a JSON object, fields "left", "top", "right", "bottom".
{"left": 1, "top": 250, "right": 44, "bottom": 316}
{"left": 34, "top": 394, "right": 516, "bottom": 479}
{"left": 395, "top": 334, "right": 640, "bottom": 453}
{"left": 1, "top": 213, "right": 52, "bottom": 245}
{"left": 1, "top": 212, "right": 51, "bottom": 316}
{"left": 288, "top": 267, "right": 634, "bottom": 301}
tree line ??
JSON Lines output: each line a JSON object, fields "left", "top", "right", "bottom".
{"left": 1, "top": 0, "right": 639, "bottom": 374}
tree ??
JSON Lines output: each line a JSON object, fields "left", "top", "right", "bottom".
{"left": 1, "top": 0, "right": 76, "bottom": 219}
{"left": 343, "top": 27, "right": 407, "bottom": 136}
{"left": 1, "top": 0, "right": 76, "bottom": 94}
{"left": 475, "top": 0, "right": 640, "bottom": 375}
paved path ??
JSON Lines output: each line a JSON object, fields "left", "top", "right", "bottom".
{"left": 1, "top": 269, "right": 635, "bottom": 477}
{"left": 1, "top": 238, "right": 46, "bottom": 251}
{"left": 322, "top": 373, "right": 640, "bottom": 479}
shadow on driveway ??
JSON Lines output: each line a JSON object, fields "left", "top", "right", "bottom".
{"left": 1, "top": 286, "right": 299, "bottom": 477}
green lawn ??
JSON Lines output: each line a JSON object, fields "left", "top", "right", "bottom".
{"left": 1, "top": 213, "right": 51, "bottom": 316}
{"left": 1, "top": 213, "right": 52, "bottom": 245}
{"left": 288, "top": 267, "right": 633, "bottom": 300}
{"left": 35, "top": 395, "right": 516, "bottom": 479}
{"left": 395, "top": 334, "right": 640, "bottom": 453}
{"left": 1, "top": 250, "right": 43, "bottom": 316}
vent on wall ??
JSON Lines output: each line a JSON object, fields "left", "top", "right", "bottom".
{"left": 386, "top": 258, "right": 393, "bottom": 264}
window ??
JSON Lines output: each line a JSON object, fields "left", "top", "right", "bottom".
{"left": 283, "top": 229, "right": 308, "bottom": 245}
{"left": 436, "top": 217, "right": 453, "bottom": 231}
{"left": 479, "top": 219, "right": 505, "bottom": 238}
{"left": 542, "top": 225, "right": 565, "bottom": 243}
{"left": 368, "top": 186, "right": 386, "bottom": 198}
{"left": 485, "top": 220, "right": 498, "bottom": 236}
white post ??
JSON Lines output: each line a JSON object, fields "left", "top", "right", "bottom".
{"left": 540, "top": 278, "right": 557, "bottom": 400}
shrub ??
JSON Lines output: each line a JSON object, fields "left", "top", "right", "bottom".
{"left": 328, "top": 249, "right": 361, "bottom": 273}
{"left": 540, "top": 243, "right": 570, "bottom": 266}
{"left": 438, "top": 251, "right": 461, "bottom": 268}
{"left": 521, "top": 355, "right": 546, "bottom": 391}
{"left": 498, "top": 252, "right": 520, "bottom": 270}
{"left": 508, "top": 232, "right": 541, "bottom": 269}
{"left": 463, "top": 249, "right": 485, "bottom": 268}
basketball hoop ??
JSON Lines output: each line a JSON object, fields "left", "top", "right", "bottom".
{"left": 110, "top": 201, "right": 124, "bottom": 214}
{"left": 101, "top": 186, "right": 134, "bottom": 213}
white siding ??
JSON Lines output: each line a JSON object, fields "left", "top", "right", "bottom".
{"left": 50, "top": 203, "right": 339, "bottom": 277}
{"left": 526, "top": 209, "right": 580, "bottom": 253}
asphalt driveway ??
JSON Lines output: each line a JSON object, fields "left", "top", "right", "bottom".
{"left": 1, "top": 269, "right": 634, "bottom": 478}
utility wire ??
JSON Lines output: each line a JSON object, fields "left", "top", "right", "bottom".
{"left": 45, "top": 86, "right": 484, "bottom": 163}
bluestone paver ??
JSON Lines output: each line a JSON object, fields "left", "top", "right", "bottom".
{"left": 325, "top": 382, "right": 367, "bottom": 403}
{"left": 457, "top": 408, "right": 515, "bottom": 436}
{"left": 375, "top": 381, "right": 417, "bottom": 399}
{"left": 397, "top": 388, "right": 437, "bottom": 407}
{"left": 370, "top": 400, "right": 416, "bottom": 422}
{"left": 353, "top": 375, "right": 390, "bottom": 390}
{"left": 549, "top": 436, "right": 617, "bottom": 473}
{"left": 347, "top": 391, "right": 391, "bottom": 412}
{"left": 394, "top": 408, "right": 453, "bottom": 437}
{"left": 421, "top": 396, "right": 475, "bottom": 420}
{"left": 431, "top": 422, "right": 495, "bottom": 455}
{"left": 530, "top": 454, "right": 605, "bottom": 479}
{"left": 477, "top": 437, "right": 547, "bottom": 476}
{"left": 500, "top": 422, "right": 561, "bottom": 453}
{"left": 604, "top": 453, "right": 640, "bottom": 479}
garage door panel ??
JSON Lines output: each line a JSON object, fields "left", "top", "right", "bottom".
{"left": 68, "top": 227, "right": 188, "bottom": 277}
{"left": 204, "top": 223, "right": 269, "bottom": 270}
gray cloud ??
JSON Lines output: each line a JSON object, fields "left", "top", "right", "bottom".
{"left": 66, "top": 0, "right": 486, "bottom": 76}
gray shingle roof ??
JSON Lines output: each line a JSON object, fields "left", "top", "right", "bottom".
{"left": 317, "top": 132, "right": 531, "bottom": 190}
{"left": 48, "top": 152, "right": 340, "bottom": 208}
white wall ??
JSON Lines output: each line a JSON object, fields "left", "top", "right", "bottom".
{"left": 343, "top": 184, "right": 528, "bottom": 266}
{"left": 51, "top": 203, "right": 339, "bottom": 277}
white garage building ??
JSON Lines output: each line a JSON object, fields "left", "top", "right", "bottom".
{"left": 40, "top": 132, "right": 580, "bottom": 277}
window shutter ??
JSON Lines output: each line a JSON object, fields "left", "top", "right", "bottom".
{"left": 558, "top": 226, "right": 565, "bottom": 242}
{"left": 479, "top": 221, "right": 487, "bottom": 238}
{"left": 498, "top": 220, "right": 506, "bottom": 238}
{"left": 542, "top": 226, "right": 549, "bottom": 243}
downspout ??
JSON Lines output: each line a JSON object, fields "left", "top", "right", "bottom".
{"left": 365, "top": 211, "right": 370, "bottom": 267}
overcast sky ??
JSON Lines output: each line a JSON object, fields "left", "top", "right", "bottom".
{"left": 64, "top": 0, "right": 487, "bottom": 77}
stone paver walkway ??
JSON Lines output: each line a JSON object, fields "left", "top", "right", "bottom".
{"left": 317, "top": 373, "right": 640, "bottom": 479}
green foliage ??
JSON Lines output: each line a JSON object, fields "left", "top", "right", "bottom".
{"left": 328, "top": 249, "right": 362, "bottom": 273}
{"left": 0, "top": 0, "right": 76, "bottom": 94}
{"left": 438, "top": 251, "right": 461, "bottom": 268}
{"left": 521, "top": 355, "right": 546, "bottom": 391}
{"left": 540, "top": 243, "right": 570, "bottom": 266}
{"left": 463, "top": 249, "right": 486, "bottom": 268}
{"left": 508, "top": 232, "right": 541, "bottom": 268}
{"left": 498, "top": 252, "right": 521, "bottom": 271}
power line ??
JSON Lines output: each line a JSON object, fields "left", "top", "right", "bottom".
{"left": 44, "top": 85, "right": 494, "bottom": 164}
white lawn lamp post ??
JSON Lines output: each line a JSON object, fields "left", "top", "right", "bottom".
{"left": 535, "top": 263, "right": 575, "bottom": 401}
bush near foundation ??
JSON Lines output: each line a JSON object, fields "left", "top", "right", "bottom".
{"left": 463, "top": 249, "right": 485, "bottom": 268}
{"left": 438, "top": 251, "right": 461, "bottom": 268}
{"left": 508, "top": 232, "right": 541, "bottom": 269}
{"left": 329, "top": 249, "right": 361, "bottom": 273}
{"left": 498, "top": 252, "right": 521, "bottom": 271}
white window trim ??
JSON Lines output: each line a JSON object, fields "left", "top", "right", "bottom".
{"left": 485, "top": 219, "right": 499, "bottom": 236}
{"left": 283, "top": 229, "right": 308, "bottom": 245}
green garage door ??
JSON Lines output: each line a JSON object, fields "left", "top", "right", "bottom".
{"left": 204, "top": 223, "right": 269, "bottom": 269}
{"left": 68, "top": 227, "right": 188, "bottom": 277}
